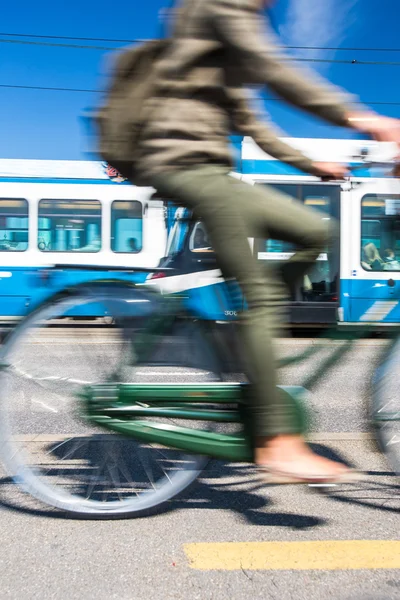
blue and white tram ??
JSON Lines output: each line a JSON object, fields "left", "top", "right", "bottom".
{"left": 0, "top": 159, "right": 166, "bottom": 320}
{"left": 150, "top": 137, "right": 400, "bottom": 326}
{"left": 2, "top": 138, "right": 400, "bottom": 326}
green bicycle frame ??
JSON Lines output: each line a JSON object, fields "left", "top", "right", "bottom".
{"left": 78, "top": 286, "right": 399, "bottom": 464}
{"left": 82, "top": 381, "right": 309, "bottom": 462}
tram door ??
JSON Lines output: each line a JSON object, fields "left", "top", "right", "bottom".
{"left": 344, "top": 180, "right": 400, "bottom": 323}
{"left": 253, "top": 182, "right": 341, "bottom": 324}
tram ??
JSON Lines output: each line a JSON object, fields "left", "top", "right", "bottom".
{"left": 1, "top": 137, "right": 399, "bottom": 325}
{"left": 149, "top": 137, "right": 400, "bottom": 326}
{"left": 0, "top": 159, "right": 166, "bottom": 320}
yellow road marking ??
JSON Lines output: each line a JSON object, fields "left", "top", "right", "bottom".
{"left": 184, "top": 541, "right": 400, "bottom": 571}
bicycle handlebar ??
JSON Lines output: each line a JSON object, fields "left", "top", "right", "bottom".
{"left": 319, "top": 159, "right": 399, "bottom": 182}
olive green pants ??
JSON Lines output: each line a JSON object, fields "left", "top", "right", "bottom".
{"left": 152, "top": 166, "right": 335, "bottom": 436}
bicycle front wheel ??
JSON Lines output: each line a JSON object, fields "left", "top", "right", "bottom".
{"left": 0, "top": 286, "right": 223, "bottom": 518}
{"left": 372, "top": 334, "right": 400, "bottom": 476}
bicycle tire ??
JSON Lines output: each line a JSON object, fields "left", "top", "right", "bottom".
{"left": 0, "top": 283, "right": 225, "bottom": 518}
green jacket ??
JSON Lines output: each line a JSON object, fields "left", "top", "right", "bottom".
{"left": 137, "top": 0, "right": 359, "bottom": 182}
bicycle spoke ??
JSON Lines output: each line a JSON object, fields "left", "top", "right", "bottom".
{"left": 0, "top": 292, "right": 214, "bottom": 517}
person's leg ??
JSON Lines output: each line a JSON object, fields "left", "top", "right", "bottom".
{"left": 154, "top": 167, "right": 294, "bottom": 433}
{"left": 215, "top": 176, "right": 346, "bottom": 476}
{"left": 152, "top": 167, "right": 348, "bottom": 480}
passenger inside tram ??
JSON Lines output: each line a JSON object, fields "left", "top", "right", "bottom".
{"left": 362, "top": 242, "right": 385, "bottom": 270}
{"left": 192, "top": 225, "right": 212, "bottom": 252}
{"left": 128, "top": 237, "right": 139, "bottom": 252}
{"left": 383, "top": 248, "right": 400, "bottom": 269}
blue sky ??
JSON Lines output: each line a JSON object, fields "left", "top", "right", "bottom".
{"left": 1, "top": 0, "right": 400, "bottom": 160}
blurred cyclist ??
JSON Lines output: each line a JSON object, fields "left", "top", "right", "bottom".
{"left": 136, "top": 0, "right": 400, "bottom": 483}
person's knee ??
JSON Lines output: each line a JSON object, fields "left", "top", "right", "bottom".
{"left": 305, "top": 225, "right": 328, "bottom": 252}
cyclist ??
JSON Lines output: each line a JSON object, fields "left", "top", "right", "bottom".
{"left": 136, "top": 0, "right": 400, "bottom": 483}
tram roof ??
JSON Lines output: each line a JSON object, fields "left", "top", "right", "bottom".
{"left": 0, "top": 138, "right": 396, "bottom": 180}
{"left": 241, "top": 137, "right": 397, "bottom": 165}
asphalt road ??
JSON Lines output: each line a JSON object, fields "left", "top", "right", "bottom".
{"left": 0, "top": 332, "right": 398, "bottom": 600}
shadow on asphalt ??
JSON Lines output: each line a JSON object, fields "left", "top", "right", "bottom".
{"left": 0, "top": 475, "right": 68, "bottom": 520}
{"left": 0, "top": 468, "right": 327, "bottom": 528}
{"left": 305, "top": 443, "right": 400, "bottom": 515}
{"left": 0, "top": 443, "right": 398, "bottom": 522}
{"left": 171, "top": 465, "right": 326, "bottom": 530}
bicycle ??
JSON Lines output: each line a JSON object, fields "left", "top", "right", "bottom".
{"left": 0, "top": 164, "right": 399, "bottom": 519}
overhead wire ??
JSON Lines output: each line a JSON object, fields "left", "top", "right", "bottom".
{"left": 1, "top": 83, "right": 400, "bottom": 108}
{"left": 1, "top": 32, "right": 400, "bottom": 104}
{"left": 2, "top": 31, "right": 400, "bottom": 52}
{"left": 1, "top": 36, "right": 400, "bottom": 66}
{"left": 0, "top": 84, "right": 100, "bottom": 92}
{"left": 2, "top": 37, "right": 400, "bottom": 66}
{"left": 0, "top": 38, "right": 116, "bottom": 51}
{"left": 0, "top": 32, "right": 147, "bottom": 44}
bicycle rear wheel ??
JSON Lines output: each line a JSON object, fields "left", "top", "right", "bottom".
{"left": 0, "top": 285, "right": 224, "bottom": 518}
{"left": 372, "top": 334, "right": 400, "bottom": 476}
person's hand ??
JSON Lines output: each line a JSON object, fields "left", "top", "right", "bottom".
{"left": 365, "top": 116, "right": 400, "bottom": 147}
{"left": 312, "top": 162, "right": 350, "bottom": 180}
{"left": 347, "top": 112, "right": 400, "bottom": 152}
{"left": 393, "top": 163, "right": 400, "bottom": 177}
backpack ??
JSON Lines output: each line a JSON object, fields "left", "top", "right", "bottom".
{"left": 95, "top": 39, "right": 170, "bottom": 182}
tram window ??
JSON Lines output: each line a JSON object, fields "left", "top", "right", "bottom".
{"left": 189, "top": 222, "right": 213, "bottom": 252}
{"left": 361, "top": 220, "right": 381, "bottom": 247}
{"left": 304, "top": 194, "right": 330, "bottom": 213}
{"left": 254, "top": 183, "right": 340, "bottom": 303}
{"left": 111, "top": 201, "right": 142, "bottom": 253}
{"left": 255, "top": 185, "right": 334, "bottom": 259}
{"left": 255, "top": 183, "right": 298, "bottom": 258}
{"left": 361, "top": 194, "right": 400, "bottom": 271}
{"left": 166, "top": 220, "right": 189, "bottom": 256}
{"left": 38, "top": 199, "right": 101, "bottom": 252}
{"left": 0, "top": 198, "right": 28, "bottom": 252}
